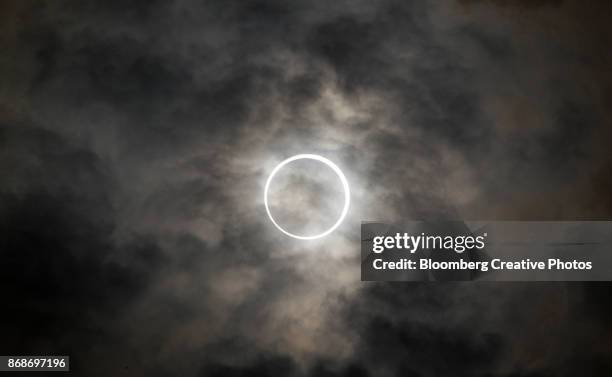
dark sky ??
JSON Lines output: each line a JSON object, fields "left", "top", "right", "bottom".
{"left": 1, "top": 1, "right": 611, "bottom": 376}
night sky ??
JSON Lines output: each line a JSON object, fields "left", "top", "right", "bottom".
{"left": 1, "top": 1, "right": 612, "bottom": 376}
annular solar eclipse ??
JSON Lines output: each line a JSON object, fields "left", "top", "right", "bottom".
{"left": 264, "top": 154, "right": 350, "bottom": 240}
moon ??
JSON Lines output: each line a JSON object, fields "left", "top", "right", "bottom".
{"left": 264, "top": 154, "right": 350, "bottom": 240}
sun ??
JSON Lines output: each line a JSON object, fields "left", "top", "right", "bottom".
{"left": 264, "top": 154, "right": 350, "bottom": 240}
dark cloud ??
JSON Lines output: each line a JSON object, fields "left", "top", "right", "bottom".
{"left": 1, "top": 0, "right": 611, "bottom": 376}
{"left": 0, "top": 123, "right": 165, "bottom": 373}
{"left": 459, "top": 0, "right": 564, "bottom": 8}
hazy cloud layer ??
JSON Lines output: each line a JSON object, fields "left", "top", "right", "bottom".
{"left": 1, "top": 0, "right": 611, "bottom": 376}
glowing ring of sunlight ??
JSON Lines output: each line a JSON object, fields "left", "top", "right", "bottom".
{"left": 264, "top": 154, "right": 350, "bottom": 240}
